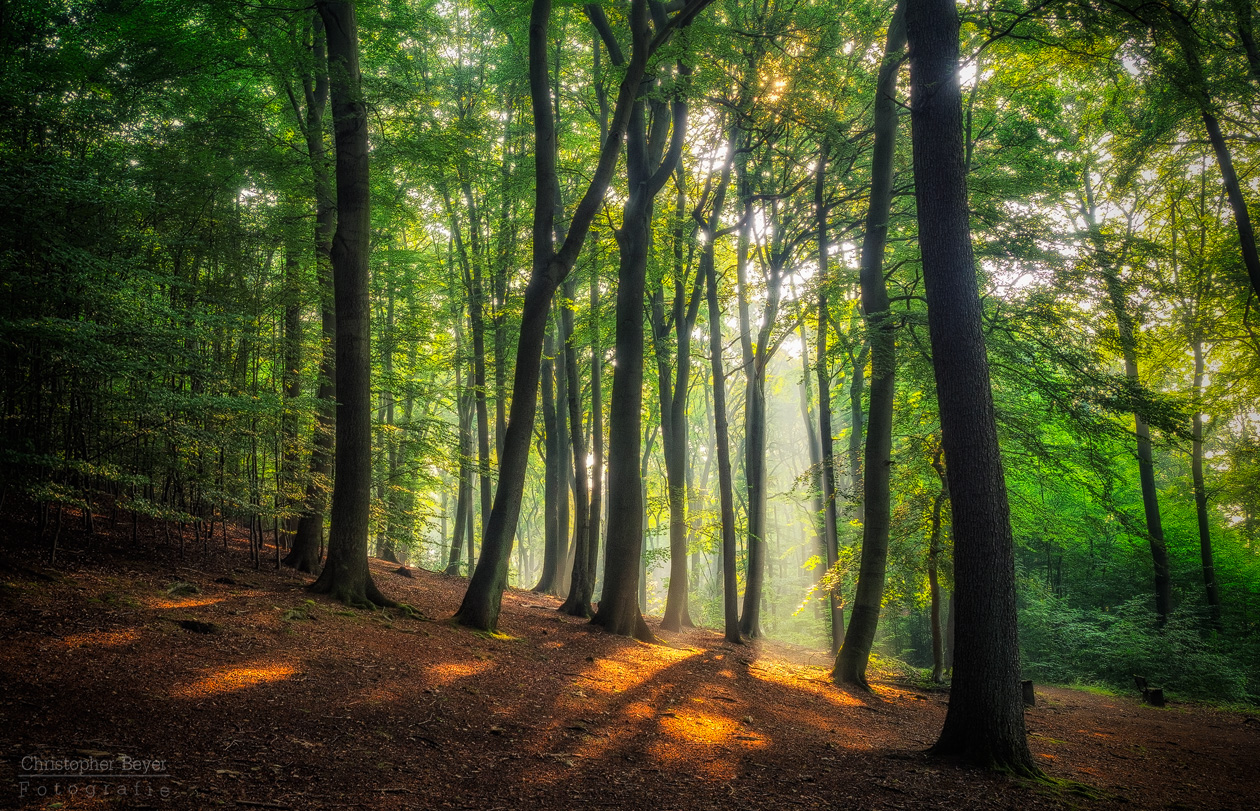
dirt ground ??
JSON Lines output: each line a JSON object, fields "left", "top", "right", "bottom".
{"left": 2, "top": 528, "right": 1258, "bottom": 810}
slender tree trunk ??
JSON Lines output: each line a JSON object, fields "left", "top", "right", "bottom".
{"left": 1096, "top": 242, "right": 1173, "bottom": 625}
{"left": 447, "top": 338, "right": 473, "bottom": 575}
{"left": 814, "top": 148, "right": 845, "bottom": 655}
{"left": 907, "top": 0, "right": 1033, "bottom": 772}
{"left": 1191, "top": 334, "right": 1222, "bottom": 629}
{"left": 928, "top": 448, "right": 948, "bottom": 684}
{"left": 309, "top": 0, "right": 390, "bottom": 608}
{"left": 535, "top": 318, "right": 561, "bottom": 593}
{"left": 559, "top": 273, "right": 592, "bottom": 616}
{"left": 286, "top": 12, "right": 334, "bottom": 574}
{"left": 1200, "top": 112, "right": 1260, "bottom": 302}
{"left": 835, "top": 1, "right": 905, "bottom": 686}
{"left": 454, "top": 0, "right": 683, "bottom": 631}
{"left": 659, "top": 174, "right": 703, "bottom": 632}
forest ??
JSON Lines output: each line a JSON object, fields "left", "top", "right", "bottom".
{"left": 2, "top": 0, "right": 1260, "bottom": 799}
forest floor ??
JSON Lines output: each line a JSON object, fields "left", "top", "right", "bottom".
{"left": 2, "top": 522, "right": 1259, "bottom": 810}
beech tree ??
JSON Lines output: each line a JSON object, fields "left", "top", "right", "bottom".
{"left": 906, "top": 0, "right": 1033, "bottom": 772}
{"left": 308, "top": 0, "right": 390, "bottom": 608}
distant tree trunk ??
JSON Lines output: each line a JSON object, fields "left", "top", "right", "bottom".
{"left": 376, "top": 288, "right": 400, "bottom": 565}
{"left": 658, "top": 172, "right": 703, "bottom": 633}
{"left": 907, "top": 0, "right": 1034, "bottom": 772}
{"left": 835, "top": 1, "right": 905, "bottom": 687}
{"left": 1191, "top": 333, "right": 1222, "bottom": 629}
{"left": 534, "top": 318, "right": 561, "bottom": 594}
{"left": 847, "top": 343, "right": 868, "bottom": 526}
{"left": 559, "top": 273, "right": 592, "bottom": 616}
{"left": 1090, "top": 198, "right": 1173, "bottom": 625}
{"left": 696, "top": 129, "right": 741, "bottom": 644}
{"left": 447, "top": 329, "right": 473, "bottom": 576}
{"left": 309, "top": 0, "right": 390, "bottom": 608}
{"left": 285, "top": 11, "right": 334, "bottom": 575}
{"left": 281, "top": 244, "right": 303, "bottom": 548}
{"left": 928, "top": 447, "right": 948, "bottom": 684}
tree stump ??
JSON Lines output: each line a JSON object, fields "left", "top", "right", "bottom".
{"left": 1021, "top": 679, "right": 1035, "bottom": 707}
{"left": 1143, "top": 687, "right": 1165, "bottom": 707}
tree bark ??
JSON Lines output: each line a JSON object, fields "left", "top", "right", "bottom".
{"left": 658, "top": 172, "right": 703, "bottom": 632}
{"left": 907, "top": 0, "right": 1033, "bottom": 772}
{"left": 1191, "top": 333, "right": 1222, "bottom": 629}
{"left": 592, "top": 1, "right": 692, "bottom": 641}
{"left": 309, "top": 0, "right": 390, "bottom": 608}
{"left": 834, "top": 1, "right": 905, "bottom": 686}
{"left": 285, "top": 10, "right": 334, "bottom": 575}
{"left": 814, "top": 148, "right": 845, "bottom": 655}
{"left": 454, "top": 0, "right": 703, "bottom": 631}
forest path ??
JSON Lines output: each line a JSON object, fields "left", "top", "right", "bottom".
{"left": 1, "top": 542, "right": 1257, "bottom": 810}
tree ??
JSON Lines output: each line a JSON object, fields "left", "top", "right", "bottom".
{"left": 905, "top": 0, "right": 1035, "bottom": 773}
{"left": 834, "top": 0, "right": 906, "bottom": 687}
{"left": 308, "top": 0, "right": 390, "bottom": 608}
{"left": 593, "top": 0, "right": 692, "bottom": 641}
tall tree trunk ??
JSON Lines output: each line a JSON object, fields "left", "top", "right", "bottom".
{"left": 1089, "top": 193, "right": 1173, "bottom": 625}
{"left": 907, "top": 0, "right": 1034, "bottom": 773}
{"left": 309, "top": 0, "right": 390, "bottom": 608}
{"left": 591, "top": 4, "right": 691, "bottom": 640}
{"left": 535, "top": 318, "right": 561, "bottom": 593}
{"left": 835, "top": 1, "right": 905, "bottom": 686}
{"left": 659, "top": 172, "right": 703, "bottom": 632}
{"left": 928, "top": 447, "right": 948, "bottom": 684}
{"left": 559, "top": 272, "right": 592, "bottom": 616}
{"left": 1191, "top": 333, "right": 1222, "bottom": 629}
{"left": 448, "top": 312, "right": 473, "bottom": 575}
{"left": 454, "top": 0, "right": 693, "bottom": 631}
{"left": 286, "top": 11, "right": 334, "bottom": 574}
{"left": 814, "top": 147, "right": 845, "bottom": 655}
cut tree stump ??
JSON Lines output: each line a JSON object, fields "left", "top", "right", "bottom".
{"left": 1022, "top": 679, "right": 1035, "bottom": 707}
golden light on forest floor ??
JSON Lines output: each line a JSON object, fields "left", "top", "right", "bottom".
{"left": 61, "top": 629, "right": 139, "bottom": 648}
{"left": 146, "top": 596, "right": 223, "bottom": 610}
{"left": 173, "top": 662, "right": 296, "bottom": 698}
{"left": 422, "top": 659, "right": 493, "bottom": 687}
{"left": 578, "top": 646, "right": 699, "bottom": 696}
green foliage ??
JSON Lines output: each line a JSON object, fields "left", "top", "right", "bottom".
{"left": 1020, "top": 583, "right": 1257, "bottom": 703}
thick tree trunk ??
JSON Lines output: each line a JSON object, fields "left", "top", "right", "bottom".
{"left": 907, "top": 0, "right": 1034, "bottom": 773}
{"left": 834, "top": 1, "right": 905, "bottom": 686}
{"left": 309, "top": 0, "right": 390, "bottom": 608}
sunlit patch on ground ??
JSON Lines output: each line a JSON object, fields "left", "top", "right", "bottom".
{"left": 579, "top": 647, "right": 698, "bottom": 695}
{"left": 146, "top": 596, "right": 223, "bottom": 610}
{"left": 173, "top": 662, "right": 296, "bottom": 698}
{"left": 62, "top": 629, "right": 139, "bottom": 648}
{"left": 422, "top": 659, "right": 492, "bottom": 687}
{"left": 658, "top": 708, "right": 756, "bottom": 748}
{"left": 747, "top": 659, "right": 865, "bottom": 708}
